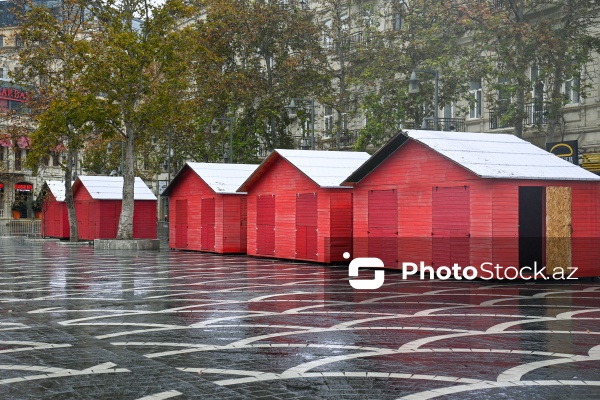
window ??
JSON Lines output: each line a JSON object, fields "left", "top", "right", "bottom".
{"left": 14, "top": 34, "right": 22, "bottom": 48}
{"left": 390, "top": 1, "right": 405, "bottom": 31}
{"left": 14, "top": 148, "right": 21, "bottom": 170}
{"left": 444, "top": 104, "right": 453, "bottom": 119}
{"left": 469, "top": 80, "right": 482, "bottom": 119}
{"left": 323, "top": 20, "right": 332, "bottom": 49}
{"left": 362, "top": 8, "right": 373, "bottom": 29}
{"left": 0, "top": 36, "right": 4, "bottom": 47}
{"left": 9, "top": 101, "right": 23, "bottom": 112}
{"left": 564, "top": 76, "right": 580, "bottom": 105}
{"left": 324, "top": 105, "right": 333, "bottom": 136}
{"left": 392, "top": 12, "right": 403, "bottom": 30}
{"left": 530, "top": 66, "right": 544, "bottom": 104}
{"left": 0, "top": 66, "right": 6, "bottom": 80}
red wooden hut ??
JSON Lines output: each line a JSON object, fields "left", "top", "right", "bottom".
{"left": 41, "top": 181, "right": 69, "bottom": 239}
{"left": 72, "top": 176, "right": 157, "bottom": 240}
{"left": 343, "top": 130, "right": 600, "bottom": 278}
{"left": 164, "top": 162, "right": 259, "bottom": 253}
{"left": 239, "top": 150, "right": 371, "bottom": 263}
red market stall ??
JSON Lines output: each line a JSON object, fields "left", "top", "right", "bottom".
{"left": 239, "top": 150, "right": 371, "bottom": 263}
{"left": 164, "top": 162, "right": 259, "bottom": 253}
{"left": 41, "top": 181, "right": 69, "bottom": 239}
{"left": 343, "top": 130, "right": 600, "bottom": 278}
{"left": 73, "top": 176, "right": 157, "bottom": 240}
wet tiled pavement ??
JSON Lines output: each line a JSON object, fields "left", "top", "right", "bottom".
{"left": 0, "top": 237, "right": 599, "bottom": 399}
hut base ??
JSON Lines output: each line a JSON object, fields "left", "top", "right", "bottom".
{"left": 94, "top": 239, "right": 160, "bottom": 250}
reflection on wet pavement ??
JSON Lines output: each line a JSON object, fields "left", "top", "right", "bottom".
{"left": 0, "top": 237, "right": 599, "bottom": 399}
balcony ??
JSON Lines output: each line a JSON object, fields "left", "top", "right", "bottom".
{"left": 489, "top": 102, "right": 549, "bottom": 130}
{"left": 341, "top": 31, "right": 372, "bottom": 52}
{"left": 339, "top": 129, "right": 361, "bottom": 148}
{"left": 278, "top": 0, "right": 309, "bottom": 10}
{"left": 422, "top": 118, "right": 466, "bottom": 132}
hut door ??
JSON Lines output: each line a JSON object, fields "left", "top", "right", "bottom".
{"left": 53, "top": 205, "right": 61, "bottom": 234}
{"left": 432, "top": 186, "right": 470, "bottom": 267}
{"left": 240, "top": 198, "right": 247, "bottom": 252}
{"left": 368, "top": 189, "right": 398, "bottom": 268}
{"left": 201, "top": 198, "right": 216, "bottom": 251}
{"left": 257, "top": 195, "right": 275, "bottom": 255}
{"left": 519, "top": 187, "right": 544, "bottom": 268}
{"left": 78, "top": 202, "right": 89, "bottom": 240}
{"left": 296, "top": 193, "right": 318, "bottom": 260}
{"left": 175, "top": 199, "right": 188, "bottom": 249}
{"left": 546, "top": 187, "right": 572, "bottom": 275}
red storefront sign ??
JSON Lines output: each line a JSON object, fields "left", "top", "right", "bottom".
{"left": 0, "top": 87, "right": 29, "bottom": 102}
{"left": 15, "top": 183, "right": 33, "bottom": 192}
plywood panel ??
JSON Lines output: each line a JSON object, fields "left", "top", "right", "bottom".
{"left": 546, "top": 186, "right": 572, "bottom": 275}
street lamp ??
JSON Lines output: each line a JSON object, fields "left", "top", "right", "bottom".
{"left": 107, "top": 141, "right": 124, "bottom": 176}
{"left": 409, "top": 69, "right": 439, "bottom": 130}
{"left": 287, "top": 98, "right": 315, "bottom": 150}
{"left": 212, "top": 117, "right": 233, "bottom": 163}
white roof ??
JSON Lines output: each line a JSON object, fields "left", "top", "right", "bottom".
{"left": 77, "top": 176, "right": 157, "bottom": 200}
{"left": 276, "top": 149, "right": 371, "bottom": 187}
{"left": 46, "top": 181, "right": 66, "bottom": 202}
{"left": 186, "top": 162, "right": 259, "bottom": 194}
{"left": 405, "top": 130, "right": 600, "bottom": 181}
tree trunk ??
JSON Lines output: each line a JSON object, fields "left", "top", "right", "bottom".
{"left": 514, "top": 77, "right": 526, "bottom": 139}
{"left": 65, "top": 146, "right": 79, "bottom": 242}
{"left": 116, "top": 125, "right": 135, "bottom": 240}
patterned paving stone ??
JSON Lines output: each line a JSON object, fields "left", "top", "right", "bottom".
{"left": 0, "top": 237, "right": 599, "bottom": 398}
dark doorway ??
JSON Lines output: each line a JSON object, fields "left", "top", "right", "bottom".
{"left": 519, "top": 186, "right": 544, "bottom": 268}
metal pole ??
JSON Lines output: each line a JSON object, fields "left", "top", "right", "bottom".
{"left": 310, "top": 99, "right": 315, "bottom": 150}
{"left": 433, "top": 70, "right": 439, "bottom": 130}
{"left": 166, "top": 131, "right": 171, "bottom": 223}
{"left": 167, "top": 131, "right": 171, "bottom": 185}
{"left": 228, "top": 118, "right": 233, "bottom": 163}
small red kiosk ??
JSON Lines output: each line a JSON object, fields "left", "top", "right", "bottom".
{"left": 73, "top": 176, "right": 157, "bottom": 240}
{"left": 41, "top": 181, "right": 69, "bottom": 239}
{"left": 344, "top": 130, "right": 600, "bottom": 277}
{"left": 239, "top": 150, "right": 370, "bottom": 263}
{"left": 165, "top": 162, "right": 259, "bottom": 253}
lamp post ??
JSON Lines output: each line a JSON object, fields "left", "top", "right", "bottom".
{"left": 287, "top": 98, "right": 315, "bottom": 150}
{"left": 107, "top": 141, "right": 124, "bottom": 176}
{"left": 409, "top": 69, "right": 439, "bottom": 130}
{"left": 211, "top": 117, "right": 233, "bottom": 163}
{"left": 167, "top": 131, "right": 173, "bottom": 184}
